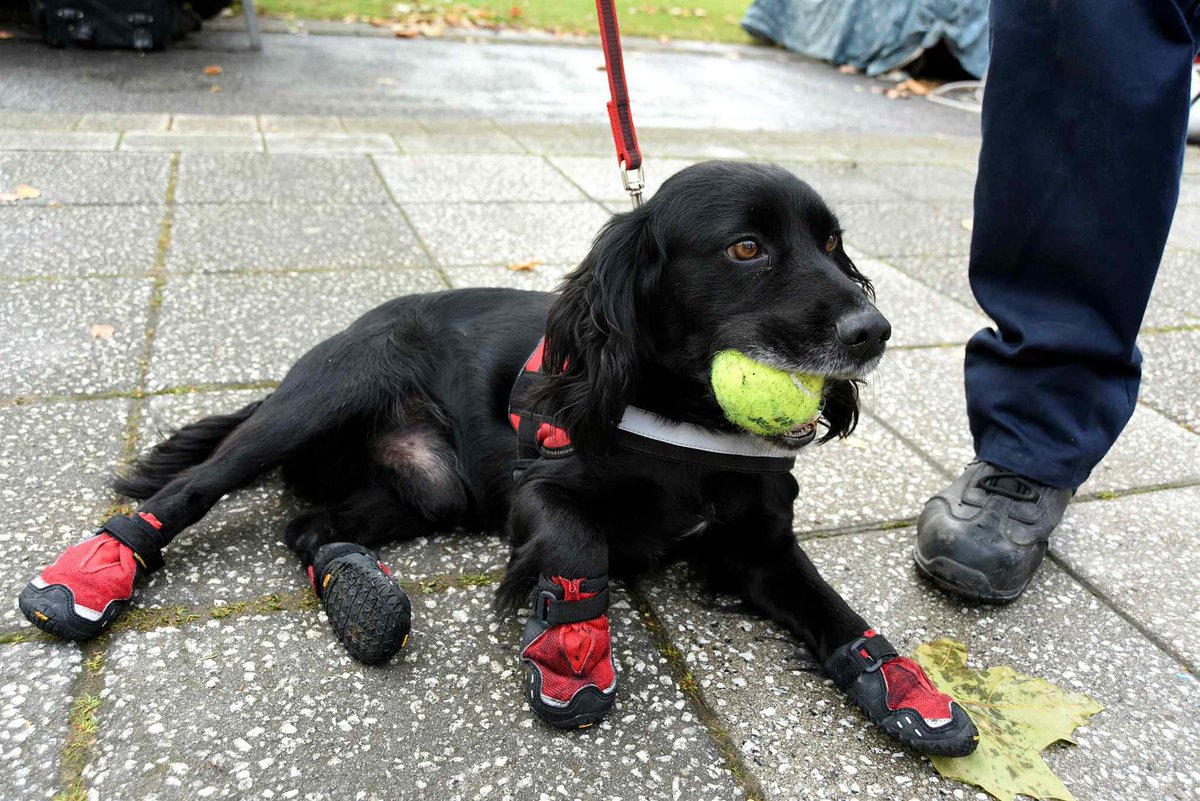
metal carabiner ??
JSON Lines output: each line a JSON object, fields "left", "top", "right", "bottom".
{"left": 620, "top": 163, "right": 645, "bottom": 209}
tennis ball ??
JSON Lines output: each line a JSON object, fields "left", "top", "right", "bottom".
{"left": 710, "top": 350, "right": 825, "bottom": 436}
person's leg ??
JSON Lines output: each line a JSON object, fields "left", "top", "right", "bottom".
{"left": 968, "top": 0, "right": 1196, "bottom": 487}
{"left": 917, "top": 0, "right": 1199, "bottom": 602}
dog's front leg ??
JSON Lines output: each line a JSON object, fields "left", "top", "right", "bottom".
{"left": 689, "top": 517, "right": 979, "bottom": 757}
{"left": 497, "top": 478, "right": 617, "bottom": 730}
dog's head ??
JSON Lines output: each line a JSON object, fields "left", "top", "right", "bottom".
{"left": 541, "top": 161, "right": 890, "bottom": 455}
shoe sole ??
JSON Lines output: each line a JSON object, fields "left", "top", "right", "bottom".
{"left": 18, "top": 582, "right": 124, "bottom": 641}
{"left": 867, "top": 701, "right": 979, "bottom": 757}
{"left": 913, "top": 549, "right": 1027, "bottom": 605}
{"left": 321, "top": 553, "right": 412, "bottom": 665}
{"left": 523, "top": 667, "right": 615, "bottom": 730}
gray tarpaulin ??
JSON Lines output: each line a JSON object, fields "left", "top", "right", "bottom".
{"left": 741, "top": 0, "right": 990, "bottom": 79}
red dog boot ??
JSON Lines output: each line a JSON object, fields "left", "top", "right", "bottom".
{"left": 825, "top": 630, "right": 979, "bottom": 756}
{"left": 19, "top": 513, "right": 166, "bottom": 641}
{"left": 520, "top": 575, "right": 617, "bottom": 729}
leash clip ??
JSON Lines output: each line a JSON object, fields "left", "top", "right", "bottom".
{"left": 620, "top": 163, "right": 645, "bottom": 209}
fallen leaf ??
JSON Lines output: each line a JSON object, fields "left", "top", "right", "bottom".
{"left": 393, "top": 24, "right": 420, "bottom": 37}
{"left": 884, "top": 88, "right": 903, "bottom": 99}
{"left": 902, "top": 77, "right": 935, "bottom": 96}
{"left": 961, "top": 218, "right": 974, "bottom": 232}
{"left": 0, "top": 30, "right": 14, "bottom": 39}
{"left": 209, "top": 85, "right": 223, "bottom": 93}
{"left": 693, "top": 8, "right": 707, "bottom": 17}
{"left": 506, "top": 259, "right": 543, "bottom": 272}
{"left": 509, "top": 5, "right": 523, "bottom": 18}
{"left": 89, "top": 323, "right": 115, "bottom": 339}
{"left": 0, "top": 184, "right": 41, "bottom": 203}
{"left": 376, "top": 77, "right": 397, "bottom": 85}
{"left": 203, "top": 65, "right": 222, "bottom": 76}
{"left": 914, "top": 639, "right": 1102, "bottom": 801}
{"left": 837, "top": 64, "right": 858, "bottom": 74}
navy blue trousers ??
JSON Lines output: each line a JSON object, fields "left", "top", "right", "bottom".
{"left": 966, "top": 0, "right": 1199, "bottom": 488}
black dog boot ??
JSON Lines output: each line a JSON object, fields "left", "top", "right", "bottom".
{"left": 826, "top": 631, "right": 978, "bottom": 757}
{"left": 309, "top": 543, "right": 411, "bottom": 665}
{"left": 20, "top": 513, "right": 166, "bottom": 641}
{"left": 520, "top": 575, "right": 617, "bottom": 729}
{"left": 915, "top": 461, "right": 1073, "bottom": 603}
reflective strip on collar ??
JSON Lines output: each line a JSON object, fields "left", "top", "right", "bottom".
{"left": 617, "top": 406, "right": 802, "bottom": 460}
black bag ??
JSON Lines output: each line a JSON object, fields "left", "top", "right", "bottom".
{"left": 33, "top": 0, "right": 199, "bottom": 50}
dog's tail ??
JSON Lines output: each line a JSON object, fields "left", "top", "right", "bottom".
{"left": 113, "top": 398, "right": 266, "bottom": 499}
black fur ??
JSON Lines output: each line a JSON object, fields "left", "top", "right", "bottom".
{"left": 117, "top": 161, "right": 892, "bottom": 666}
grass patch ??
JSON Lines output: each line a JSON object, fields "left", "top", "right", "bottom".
{"left": 253, "top": 0, "right": 756, "bottom": 43}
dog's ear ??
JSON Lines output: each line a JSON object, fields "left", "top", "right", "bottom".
{"left": 538, "top": 206, "right": 665, "bottom": 456}
{"left": 820, "top": 378, "right": 861, "bottom": 442}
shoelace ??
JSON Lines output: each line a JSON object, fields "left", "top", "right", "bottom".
{"left": 977, "top": 470, "right": 1038, "bottom": 502}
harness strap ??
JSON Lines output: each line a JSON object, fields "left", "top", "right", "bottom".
{"left": 98, "top": 514, "right": 165, "bottom": 573}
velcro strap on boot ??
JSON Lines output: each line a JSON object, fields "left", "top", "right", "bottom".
{"left": 99, "top": 514, "right": 165, "bottom": 574}
{"left": 824, "top": 633, "right": 899, "bottom": 692}
{"left": 533, "top": 576, "right": 610, "bottom": 626}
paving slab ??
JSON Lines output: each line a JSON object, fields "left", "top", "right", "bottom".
{"left": 166, "top": 203, "right": 428, "bottom": 273}
{"left": 0, "top": 398, "right": 129, "bottom": 626}
{"left": 777, "top": 162, "right": 907, "bottom": 209}
{"left": 837, "top": 202, "right": 975, "bottom": 259}
{"left": 264, "top": 132, "right": 399, "bottom": 155}
{"left": 258, "top": 115, "right": 345, "bottom": 133}
{"left": 829, "top": 134, "right": 982, "bottom": 169}
{"left": 791, "top": 415, "right": 947, "bottom": 531}
{"left": 443, "top": 264, "right": 573, "bottom": 293}
{"left": 499, "top": 123, "right": 622, "bottom": 157}
{"left": 1145, "top": 249, "right": 1200, "bottom": 328}
{"left": 1138, "top": 328, "right": 1200, "bottom": 431}
{"left": 0, "top": 640, "right": 84, "bottom": 801}
{"left": 0, "top": 277, "right": 151, "bottom": 395}
{"left": 92, "top": 589, "right": 740, "bottom": 801}
{"left": 858, "top": 164, "right": 978, "bottom": 202}
{"left": 120, "top": 133, "right": 264, "bottom": 153}
{"left": 1052, "top": 486, "right": 1200, "bottom": 668}
{"left": 396, "top": 131, "right": 529, "bottom": 154}
{"left": 0, "top": 152, "right": 171, "bottom": 205}
{"left": 170, "top": 114, "right": 259, "bottom": 133}
{"left": 0, "top": 112, "right": 80, "bottom": 131}
{"left": 548, "top": 155, "right": 697, "bottom": 204}
{"left": 76, "top": 113, "right": 170, "bottom": 133}
{"left": 0, "top": 205, "right": 162, "bottom": 278}
{"left": 375, "top": 154, "right": 588, "bottom": 203}
{"left": 878, "top": 255, "right": 977, "bottom": 312}
{"left": 339, "top": 116, "right": 425, "bottom": 135}
{"left": 378, "top": 531, "right": 509, "bottom": 582}
{"left": 867, "top": 346, "right": 1200, "bottom": 498}
{"left": 131, "top": 390, "right": 302, "bottom": 610}
{"left": 174, "top": 154, "right": 390, "bottom": 205}
{"left": 0, "top": 131, "right": 117, "bottom": 152}
{"left": 147, "top": 269, "right": 446, "bottom": 389}
{"left": 405, "top": 201, "right": 609, "bottom": 267}
{"left": 643, "top": 527, "right": 1200, "bottom": 801}
{"left": 858, "top": 258, "right": 988, "bottom": 347}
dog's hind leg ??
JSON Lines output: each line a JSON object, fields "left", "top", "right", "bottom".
{"left": 19, "top": 348, "right": 376, "bottom": 642}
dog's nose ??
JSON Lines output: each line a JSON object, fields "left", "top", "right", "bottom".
{"left": 836, "top": 309, "right": 891, "bottom": 360}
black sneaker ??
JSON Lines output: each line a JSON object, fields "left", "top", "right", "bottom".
{"left": 309, "top": 543, "right": 411, "bottom": 665}
{"left": 915, "top": 461, "right": 1073, "bottom": 603}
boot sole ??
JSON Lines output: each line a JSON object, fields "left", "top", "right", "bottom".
{"left": 321, "top": 553, "right": 412, "bottom": 665}
{"left": 913, "top": 549, "right": 1027, "bottom": 605}
{"left": 18, "top": 582, "right": 125, "bottom": 641}
{"left": 523, "top": 667, "right": 615, "bottom": 730}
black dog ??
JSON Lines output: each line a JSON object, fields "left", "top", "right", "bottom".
{"left": 21, "top": 161, "right": 978, "bottom": 755}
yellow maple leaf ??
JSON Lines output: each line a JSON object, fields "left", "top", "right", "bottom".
{"left": 915, "top": 639, "right": 1103, "bottom": 801}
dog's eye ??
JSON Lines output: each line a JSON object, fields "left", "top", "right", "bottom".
{"left": 824, "top": 233, "right": 840, "bottom": 253}
{"left": 727, "top": 240, "right": 761, "bottom": 261}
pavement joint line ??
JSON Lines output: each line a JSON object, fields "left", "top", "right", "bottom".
{"left": 0, "top": 569, "right": 505, "bottom": 646}
{"left": 861, "top": 408, "right": 958, "bottom": 481}
{"left": 368, "top": 153, "right": 453, "bottom": 289}
{"left": 1046, "top": 551, "right": 1197, "bottom": 674}
{"left": 54, "top": 639, "right": 107, "bottom": 801}
{"left": 0, "top": 380, "right": 281, "bottom": 409}
{"left": 629, "top": 582, "right": 768, "bottom": 801}
{"left": 540, "top": 152, "right": 618, "bottom": 215}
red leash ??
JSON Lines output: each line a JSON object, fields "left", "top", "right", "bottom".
{"left": 594, "top": 0, "right": 645, "bottom": 207}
